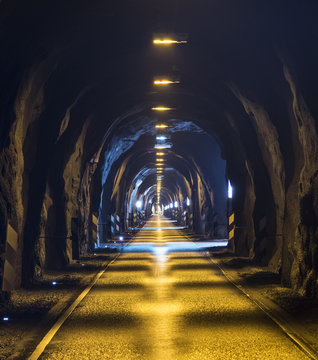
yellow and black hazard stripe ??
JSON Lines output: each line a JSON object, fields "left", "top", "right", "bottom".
{"left": 228, "top": 212, "right": 235, "bottom": 241}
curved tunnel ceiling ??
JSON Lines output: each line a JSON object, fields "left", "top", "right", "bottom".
{"left": 97, "top": 118, "right": 227, "bottom": 242}
{"left": 1, "top": 0, "right": 318, "bottom": 295}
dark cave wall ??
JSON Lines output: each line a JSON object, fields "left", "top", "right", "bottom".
{"left": 0, "top": 58, "right": 96, "bottom": 284}
{"left": 225, "top": 53, "right": 318, "bottom": 296}
{"left": 281, "top": 60, "right": 318, "bottom": 296}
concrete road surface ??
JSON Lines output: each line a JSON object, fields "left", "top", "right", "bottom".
{"left": 38, "top": 215, "right": 308, "bottom": 359}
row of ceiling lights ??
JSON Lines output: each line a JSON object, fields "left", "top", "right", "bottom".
{"left": 152, "top": 33, "right": 188, "bottom": 206}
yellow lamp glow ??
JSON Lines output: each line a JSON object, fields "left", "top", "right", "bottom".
{"left": 153, "top": 39, "right": 187, "bottom": 45}
{"left": 155, "top": 124, "right": 169, "bottom": 129}
{"left": 152, "top": 106, "right": 174, "bottom": 111}
{"left": 154, "top": 79, "right": 180, "bottom": 85}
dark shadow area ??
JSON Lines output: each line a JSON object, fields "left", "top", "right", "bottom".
{"left": 67, "top": 312, "right": 141, "bottom": 329}
{"left": 211, "top": 256, "right": 255, "bottom": 269}
{"left": 266, "top": 287, "right": 318, "bottom": 315}
{"left": 173, "top": 280, "right": 231, "bottom": 289}
{"left": 106, "top": 265, "right": 151, "bottom": 272}
{"left": 168, "top": 256, "right": 206, "bottom": 261}
{"left": 169, "top": 263, "right": 215, "bottom": 271}
{"left": 240, "top": 271, "right": 281, "bottom": 286}
{"left": 116, "top": 256, "right": 155, "bottom": 262}
{"left": 91, "top": 283, "right": 145, "bottom": 291}
{"left": 183, "top": 309, "right": 270, "bottom": 328}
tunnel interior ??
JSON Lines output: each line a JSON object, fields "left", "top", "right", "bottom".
{"left": 96, "top": 116, "right": 228, "bottom": 244}
{"left": 0, "top": 0, "right": 318, "bottom": 301}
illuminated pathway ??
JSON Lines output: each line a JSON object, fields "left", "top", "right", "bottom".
{"left": 39, "top": 216, "right": 308, "bottom": 359}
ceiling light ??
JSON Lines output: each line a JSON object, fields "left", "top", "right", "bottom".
{"left": 152, "top": 106, "right": 174, "bottom": 111}
{"left": 156, "top": 135, "right": 167, "bottom": 141}
{"left": 156, "top": 124, "right": 168, "bottom": 129}
{"left": 153, "top": 33, "right": 188, "bottom": 45}
{"left": 156, "top": 152, "right": 165, "bottom": 156}
{"left": 154, "top": 79, "right": 180, "bottom": 85}
{"left": 155, "top": 144, "right": 172, "bottom": 149}
{"left": 153, "top": 38, "right": 187, "bottom": 45}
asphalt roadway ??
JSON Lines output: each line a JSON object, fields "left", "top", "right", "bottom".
{"left": 38, "top": 215, "right": 308, "bottom": 359}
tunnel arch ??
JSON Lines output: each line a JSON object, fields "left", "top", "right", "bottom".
{"left": 0, "top": 1, "right": 317, "bottom": 299}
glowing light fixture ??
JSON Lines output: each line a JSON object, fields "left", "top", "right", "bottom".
{"left": 186, "top": 197, "right": 190, "bottom": 206}
{"left": 136, "top": 200, "right": 142, "bottom": 209}
{"left": 170, "top": 203, "right": 173, "bottom": 209}
{"left": 228, "top": 180, "right": 233, "bottom": 199}
{"left": 119, "top": 236, "right": 124, "bottom": 242}
{"left": 153, "top": 33, "right": 188, "bottom": 45}
{"left": 52, "top": 281, "right": 57, "bottom": 286}
{"left": 156, "top": 135, "right": 167, "bottom": 141}
{"left": 152, "top": 106, "right": 174, "bottom": 111}
{"left": 153, "top": 38, "right": 187, "bottom": 45}
{"left": 3, "top": 317, "right": 9, "bottom": 321}
{"left": 174, "top": 201, "right": 178, "bottom": 208}
{"left": 156, "top": 152, "right": 165, "bottom": 156}
{"left": 156, "top": 124, "right": 168, "bottom": 129}
{"left": 153, "top": 39, "right": 177, "bottom": 44}
{"left": 154, "top": 79, "right": 180, "bottom": 85}
{"left": 154, "top": 144, "right": 172, "bottom": 149}
{"left": 156, "top": 158, "right": 164, "bottom": 162}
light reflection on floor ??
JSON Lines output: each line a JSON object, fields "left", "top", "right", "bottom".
{"left": 39, "top": 215, "right": 308, "bottom": 360}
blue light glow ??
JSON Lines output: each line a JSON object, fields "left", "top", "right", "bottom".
{"left": 3, "top": 317, "right": 9, "bottom": 321}
{"left": 52, "top": 281, "right": 57, "bottom": 286}
{"left": 228, "top": 180, "right": 233, "bottom": 199}
{"left": 154, "top": 144, "right": 172, "bottom": 149}
{"left": 156, "top": 135, "right": 167, "bottom": 141}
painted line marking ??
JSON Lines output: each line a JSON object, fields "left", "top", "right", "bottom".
{"left": 209, "top": 256, "right": 318, "bottom": 360}
{"left": 27, "top": 255, "right": 120, "bottom": 360}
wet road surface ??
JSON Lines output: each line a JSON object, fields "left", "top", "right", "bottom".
{"left": 39, "top": 216, "right": 308, "bottom": 359}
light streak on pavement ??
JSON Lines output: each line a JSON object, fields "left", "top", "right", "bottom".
{"left": 37, "top": 215, "right": 308, "bottom": 360}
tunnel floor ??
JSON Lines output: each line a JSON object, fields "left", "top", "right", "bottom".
{"left": 37, "top": 215, "right": 307, "bottom": 359}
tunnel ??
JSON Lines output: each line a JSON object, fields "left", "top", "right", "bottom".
{"left": 1, "top": 1, "right": 318, "bottom": 359}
